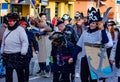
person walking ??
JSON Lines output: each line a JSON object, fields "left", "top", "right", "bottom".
{"left": 1, "top": 12, "right": 28, "bottom": 82}
{"left": 19, "top": 17, "right": 39, "bottom": 82}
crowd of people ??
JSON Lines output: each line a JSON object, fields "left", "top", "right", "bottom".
{"left": 0, "top": 6, "right": 120, "bottom": 82}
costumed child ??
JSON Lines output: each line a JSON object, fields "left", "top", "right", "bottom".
{"left": 49, "top": 32, "right": 80, "bottom": 82}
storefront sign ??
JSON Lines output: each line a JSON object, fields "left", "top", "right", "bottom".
{"left": 41, "top": 0, "right": 49, "bottom": 5}
{"left": 117, "top": 0, "right": 120, "bottom": 4}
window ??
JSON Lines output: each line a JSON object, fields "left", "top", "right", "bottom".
{"left": 55, "top": 2, "right": 59, "bottom": 17}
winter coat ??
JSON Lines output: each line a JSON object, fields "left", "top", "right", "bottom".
{"left": 37, "top": 21, "right": 53, "bottom": 63}
{"left": 25, "top": 29, "right": 39, "bottom": 58}
{"left": 109, "top": 40, "right": 120, "bottom": 76}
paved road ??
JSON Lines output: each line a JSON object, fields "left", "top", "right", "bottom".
{"left": 0, "top": 71, "right": 118, "bottom": 82}
{"left": 0, "top": 71, "right": 81, "bottom": 82}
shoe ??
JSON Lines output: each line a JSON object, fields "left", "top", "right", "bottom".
{"left": 42, "top": 73, "right": 50, "bottom": 78}
{"left": 75, "top": 73, "right": 80, "bottom": 78}
{"left": 39, "top": 71, "right": 45, "bottom": 76}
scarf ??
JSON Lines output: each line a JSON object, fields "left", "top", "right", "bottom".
{"left": 8, "top": 21, "right": 19, "bottom": 31}
{"left": 87, "top": 27, "right": 98, "bottom": 33}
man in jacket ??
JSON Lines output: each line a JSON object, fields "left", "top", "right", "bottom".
{"left": 1, "top": 12, "right": 28, "bottom": 82}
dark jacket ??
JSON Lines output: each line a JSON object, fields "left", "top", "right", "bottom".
{"left": 26, "top": 29, "right": 39, "bottom": 58}
{"left": 51, "top": 41, "right": 75, "bottom": 73}
{"left": 115, "top": 40, "right": 120, "bottom": 68}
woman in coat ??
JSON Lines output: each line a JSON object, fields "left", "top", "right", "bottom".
{"left": 36, "top": 13, "right": 53, "bottom": 77}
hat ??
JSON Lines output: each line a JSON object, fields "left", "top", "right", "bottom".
{"left": 87, "top": 7, "right": 102, "bottom": 24}
{"left": 49, "top": 32, "right": 64, "bottom": 40}
{"left": 56, "top": 20, "right": 64, "bottom": 26}
{"left": 7, "top": 12, "right": 19, "bottom": 20}
{"left": 74, "top": 11, "right": 84, "bottom": 19}
{"left": 20, "top": 17, "right": 29, "bottom": 26}
{"left": 107, "top": 19, "right": 116, "bottom": 26}
{"left": 61, "top": 14, "right": 72, "bottom": 21}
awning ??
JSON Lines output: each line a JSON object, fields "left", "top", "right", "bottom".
{"left": 11, "top": 0, "right": 30, "bottom": 5}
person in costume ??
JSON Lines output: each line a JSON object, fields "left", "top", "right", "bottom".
{"left": 73, "top": 7, "right": 113, "bottom": 82}
{"left": 73, "top": 11, "right": 85, "bottom": 78}
{"left": 49, "top": 32, "right": 80, "bottom": 82}
{"left": 57, "top": 17, "right": 78, "bottom": 82}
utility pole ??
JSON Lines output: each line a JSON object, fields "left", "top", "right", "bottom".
{"left": 8, "top": 0, "right": 10, "bottom": 13}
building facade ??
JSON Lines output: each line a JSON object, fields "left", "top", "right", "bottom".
{"left": 74, "top": 0, "right": 120, "bottom": 22}
{"left": 1, "top": 0, "right": 120, "bottom": 23}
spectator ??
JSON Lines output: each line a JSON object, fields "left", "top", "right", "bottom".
{"left": 1, "top": 12, "right": 28, "bottom": 82}
{"left": 36, "top": 13, "right": 53, "bottom": 77}
{"left": 19, "top": 17, "right": 39, "bottom": 82}
{"left": 0, "top": 15, "right": 8, "bottom": 78}
{"left": 52, "top": 15, "right": 58, "bottom": 26}
{"left": 110, "top": 33, "right": 120, "bottom": 82}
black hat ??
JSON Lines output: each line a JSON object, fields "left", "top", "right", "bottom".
{"left": 87, "top": 7, "right": 102, "bottom": 24}
{"left": 74, "top": 11, "right": 84, "bottom": 19}
{"left": 49, "top": 32, "right": 64, "bottom": 40}
{"left": 107, "top": 19, "right": 116, "bottom": 26}
{"left": 6, "top": 12, "right": 19, "bottom": 19}
{"left": 20, "top": 17, "right": 28, "bottom": 22}
{"left": 56, "top": 20, "right": 64, "bottom": 26}
{"left": 61, "top": 14, "right": 72, "bottom": 21}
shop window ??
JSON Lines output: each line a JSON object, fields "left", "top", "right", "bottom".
{"left": 12, "top": 5, "right": 22, "bottom": 14}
